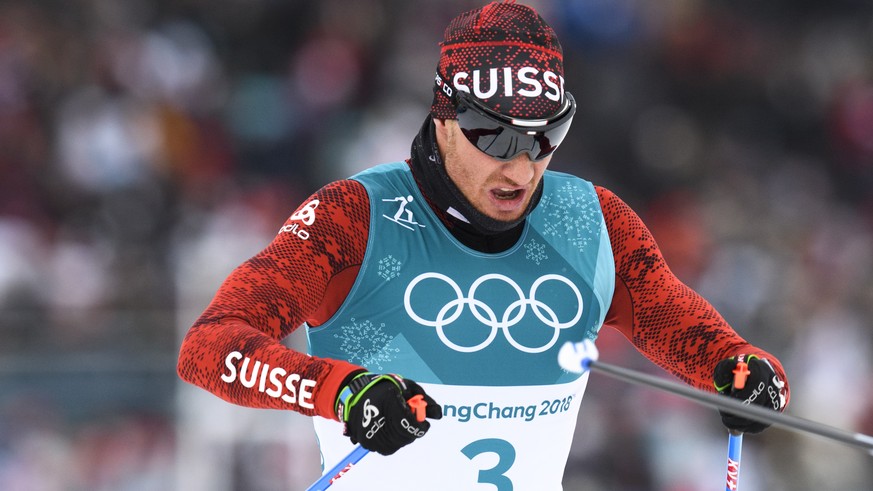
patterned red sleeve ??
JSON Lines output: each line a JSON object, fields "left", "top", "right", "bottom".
{"left": 177, "top": 180, "right": 370, "bottom": 421}
{"left": 597, "top": 186, "right": 790, "bottom": 402}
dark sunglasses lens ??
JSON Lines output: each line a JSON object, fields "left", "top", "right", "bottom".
{"left": 532, "top": 114, "right": 573, "bottom": 160}
{"left": 459, "top": 127, "right": 524, "bottom": 160}
{"left": 458, "top": 122, "right": 503, "bottom": 153}
{"left": 457, "top": 107, "right": 507, "bottom": 154}
{"left": 455, "top": 99, "right": 573, "bottom": 161}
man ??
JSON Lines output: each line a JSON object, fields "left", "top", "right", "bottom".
{"left": 177, "top": 1, "right": 789, "bottom": 489}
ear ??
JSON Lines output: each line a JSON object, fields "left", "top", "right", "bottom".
{"left": 433, "top": 116, "right": 447, "bottom": 132}
{"left": 433, "top": 117, "right": 452, "bottom": 147}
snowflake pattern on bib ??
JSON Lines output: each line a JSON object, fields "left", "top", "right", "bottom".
{"left": 333, "top": 318, "right": 400, "bottom": 371}
{"left": 539, "top": 181, "right": 601, "bottom": 252}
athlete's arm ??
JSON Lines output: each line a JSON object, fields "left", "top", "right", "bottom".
{"left": 596, "top": 186, "right": 790, "bottom": 403}
{"left": 177, "top": 180, "right": 370, "bottom": 420}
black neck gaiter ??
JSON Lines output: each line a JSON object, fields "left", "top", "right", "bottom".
{"left": 408, "top": 116, "right": 543, "bottom": 237}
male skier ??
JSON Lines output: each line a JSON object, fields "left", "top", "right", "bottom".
{"left": 178, "top": 2, "right": 789, "bottom": 489}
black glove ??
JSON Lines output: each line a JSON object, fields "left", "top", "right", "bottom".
{"left": 713, "top": 354, "right": 787, "bottom": 433}
{"left": 335, "top": 372, "right": 442, "bottom": 455}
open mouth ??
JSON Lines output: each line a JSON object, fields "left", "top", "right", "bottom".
{"left": 493, "top": 188, "right": 522, "bottom": 200}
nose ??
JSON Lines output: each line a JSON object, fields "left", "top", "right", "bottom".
{"left": 500, "top": 154, "right": 536, "bottom": 185}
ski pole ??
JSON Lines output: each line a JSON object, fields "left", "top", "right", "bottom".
{"left": 305, "top": 445, "right": 369, "bottom": 491}
{"left": 725, "top": 360, "right": 750, "bottom": 491}
{"left": 305, "top": 394, "right": 429, "bottom": 490}
{"left": 558, "top": 340, "right": 873, "bottom": 455}
{"left": 726, "top": 431, "right": 743, "bottom": 490}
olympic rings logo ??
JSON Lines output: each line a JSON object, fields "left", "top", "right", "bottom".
{"left": 403, "top": 273, "right": 584, "bottom": 353}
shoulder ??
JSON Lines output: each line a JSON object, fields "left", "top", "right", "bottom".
{"left": 593, "top": 185, "right": 618, "bottom": 204}
{"left": 347, "top": 162, "right": 421, "bottom": 206}
{"left": 540, "top": 171, "right": 597, "bottom": 199}
{"left": 543, "top": 169, "right": 591, "bottom": 185}
{"left": 279, "top": 179, "right": 370, "bottom": 241}
{"left": 593, "top": 185, "right": 636, "bottom": 222}
{"left": 313, "top": 179, "right": 369, "bottom": 211}
{"left": 349, "top": 162, "right": 411, "bottom": 183}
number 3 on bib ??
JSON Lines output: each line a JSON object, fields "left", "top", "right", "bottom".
{"left": 461, "top": 438, "right": 517, "bottom": 490}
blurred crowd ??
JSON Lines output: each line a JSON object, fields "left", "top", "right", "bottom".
{"left": 0, "top": 0, "right": 871, "bottom": 489}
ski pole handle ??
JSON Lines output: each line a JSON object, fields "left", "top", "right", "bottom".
{"left": 731, "top": 361, "right": 750, "bottom": 391}
{"left": 305, "top": 395, "right": 429, "bottom": 491}
{"left": 407, "top": 394, "right": 428, "bottom": 423}
{"left": 725, "top": 361, "right": 749, "bottom": 491}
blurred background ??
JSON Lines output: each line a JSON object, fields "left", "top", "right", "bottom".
{"left": 0, "top": 0, "right": 871, "bottom": 489}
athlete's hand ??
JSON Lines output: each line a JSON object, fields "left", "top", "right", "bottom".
{"left": 713, "top": 355, "right": 787, "bottom": 433}
{"left": 335, "top": 372, "right": 442, "bottom": 455}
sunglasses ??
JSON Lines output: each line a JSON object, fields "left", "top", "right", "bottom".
{"left": 447, "top": 83, "right": 576, "bottom": 162}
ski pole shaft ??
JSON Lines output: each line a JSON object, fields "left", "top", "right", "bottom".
{"left": 726, "top": 431, "right": 743, "bottom": 490}
{"left": 725, "top": 361, "right": 748, "bottom": 490}
{"left": 586, "top": 359, "right": 873, "bottom": 455}
{"left": 305, "top": 445, "right": 369, "bottom": 491}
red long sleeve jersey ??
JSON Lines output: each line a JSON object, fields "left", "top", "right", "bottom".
{"left": 177, "top": 179, "right": 790, "bottom": 421}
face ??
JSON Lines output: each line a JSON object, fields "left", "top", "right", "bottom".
{"left": 434, "top": 118, "right": 551, "bottom": 223}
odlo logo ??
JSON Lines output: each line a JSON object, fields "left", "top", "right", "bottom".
{"left": 362, "top": 399, "right": 379, "bottom": 427}
{"left": 362, "top": 399, "right": 385, "bottom": 439}
{"left": 401, "top": 418, "right": 425, "bottom": 438}
{"left": 279, "top": 199, "right": 319, "bottom": 240}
